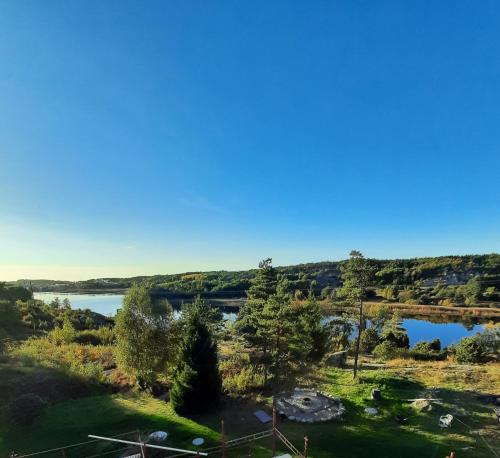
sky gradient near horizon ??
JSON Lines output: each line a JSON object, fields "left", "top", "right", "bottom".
{"left": 1, "top": 1, "right": 499, "bottom": 281}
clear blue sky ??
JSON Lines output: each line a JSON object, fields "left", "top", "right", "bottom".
{"left": 1, "top": 1, "right": 499, "bottom": 280}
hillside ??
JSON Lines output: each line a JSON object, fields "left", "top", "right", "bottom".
{"left": 9, "top": 254, "right": 500, "bottom": 295}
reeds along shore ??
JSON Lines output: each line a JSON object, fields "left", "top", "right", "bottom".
{"left": 324, "top": 301, "right": 500, "bottom": 319}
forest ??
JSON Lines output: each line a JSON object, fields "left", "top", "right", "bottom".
{"left": 10, "top": 253, "right": 500, "bottom": 308}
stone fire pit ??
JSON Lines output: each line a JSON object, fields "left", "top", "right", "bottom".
{"left": 275, "top": 388, "right": 345, "bottom": 423}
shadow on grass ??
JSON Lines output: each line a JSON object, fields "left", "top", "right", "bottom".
{"left": 1, "top": 392, "right": 220, "bottom": 457}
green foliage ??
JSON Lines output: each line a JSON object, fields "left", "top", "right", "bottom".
{"left": 48, "top": 317, "right": 76, "bottom": 344}
{"left": 410, "top": 339, "right": 445, "bottom": 360}
{"left": 182, "top": 296, "right": 223, "bottom": 334}
{"left": 222, "top": 366, "right": 265, "bottom": 395}
{"left": 74, "top": 327, "right": 115, "bottom": 345}
{"left": 337, "top": 251, "right": 375, "bottom": 303}
{"left": 463, "top": 276, "right": 482, "bottom": 305}
{"left": 382, "top": 311, "right": 410, "bottom": 349}
{"left": 219, "top": 347, "right": 265, "bottom": 395}
{"left": 383, "top": 330, "right": 410, "bottom": 349}
{"left": 397, "top": 287, "right": 420, "bottom": 304}
{"left": 8, "top": 393, "right": 48, "bottom": 425}
{"left": 367, "top": 303, "right": 391, "bottom": 333}
{"left": 115, "top": 285, "right": 176, "bottom": 388}
{"left": 255, "top": 277, "right": 306, "bottom": 388}
{"left": 373, "top": 340, "right": 399, "bottom": 360}
{"left": 378, "top": 285, "right": 398, "bottom": 301}
{"left": 15, "top": 298, "right": 112, "bottom": 332}
{"left": 455, "top": 336, "right": 486, "bottom": 363}
{"left": 359, "top": 328, "right": 380, "bottom": 353}
{"left": 0, "top": 284, "right": 31, "bottom": 302}
{"left": 10, "top": 254, "right": 500, "bottom": 309}
{"left": 247, "top": 258, "right": 277, "bottom": 300}
{"left": 170, "top": 306, "right": 221, "bottom": 414}
{"left": 12, "top": 336, "right": 113, "bottom": 377}
{"left": 235, "top": 258, "right": 277, "bottom": 349}
{"left": 339, "top": 251, "right": 376, "bottom": 378}
{"left": 299, "top": 288, "right": 330, "bottom": 361}
{"left": 412, "top": 339, "right": 441, "bottom": 353}
{"left": 476, "top": 324, "right": 500, "bottom": 357}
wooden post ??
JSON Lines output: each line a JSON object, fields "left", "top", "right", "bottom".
{"left": 272, "top": 407, "right": 277, "bottom": 457}
{"left": 138, "top": 431, "right": 146, "bottom": 458}
{"left": 221, "top": 419, "right": 225, "bottom": 458}
{"left": 303, "top": 436, "right": 309, "bottom": 458}
{"left": 353, "top": 300, "right": 363, "bottom": 379}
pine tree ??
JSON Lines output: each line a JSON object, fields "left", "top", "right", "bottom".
{"left": 183, "top": 295, "right": 223, "bottom": 335}
{"left": 170, "top": 305, "right": 221, "bottom": 414}
{"left": 338, "top": 250, "right": 375, "bottom": 378}
{"left": 300, "top": 287, "right": 329, "bottom": 361}
{"left": 236, "top": 258, "right": 277, "bottom": 342}
{"left": 257, "top": 277, "right": 305, "bottom": 389}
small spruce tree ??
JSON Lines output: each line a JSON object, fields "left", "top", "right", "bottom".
{"left": 170, "top": 305, "right": 221, "bottom": 414}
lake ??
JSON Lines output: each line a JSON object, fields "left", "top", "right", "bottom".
{"left": 34, "top": 292, "right": 238, "bottom": 322}
{"left": 34, "top": 292, "right": 485, "bottom": 348}
{"left": 35, "top": 292, "right": 124, "bottom": 317}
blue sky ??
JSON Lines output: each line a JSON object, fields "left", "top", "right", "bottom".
{"left": 1, "top": 1, "right": 499, "bottom": 280}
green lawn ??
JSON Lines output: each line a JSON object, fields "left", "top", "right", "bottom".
{"left": 1, "top": 366, "right": 498, "bottom": 458}
{"left": 0, "top": 393, "right": 219, "bottom": 457}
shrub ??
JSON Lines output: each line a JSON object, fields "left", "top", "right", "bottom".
{"left": 359, "top": 328, "right": 380, "bottom": 353}
{"left": 8, "top": 393, "right": 47, "bottom": 425}
{"left": 373, "top": 340, "right": 399, "bottom": 360}
{"left": 455, "top": 336, "right": 486, "bottom": 364}
{"left": 383, "top": 330, "right": 410, "bottom": 349}
{"left": 412, "top": 339, "right": 441, "bottom": 353}
{"left": 48, "top": 318, "right": 76, "bottom": 344}
{"left": 410, "top": 339, "right": 446, "bottom": 361}
{"left": 294, "top": 289, "right": 305, "bottom": 301}
{"left": 12, "top": 336, "right": 114, "bottom": 376}
{"left": 222, "top": 365, "right": 265, "bottom": 395}
{"left": 438, "top": 298, "right": 455, "bottom": 307}
{"left": 74, "top": 327, "right": 115, "bottom": 346}
{"left": 477, "top": 325, "right": 500, "bottom": 357}
{"left": 74, "top": 332, "right": 101, "bottom": 345}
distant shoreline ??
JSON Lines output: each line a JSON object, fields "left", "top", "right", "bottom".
{"left": 326, "top": 301, "right": 500, "bottom": 319}
{"left": 35, "top": 290, "right": 500, "bottom": 320}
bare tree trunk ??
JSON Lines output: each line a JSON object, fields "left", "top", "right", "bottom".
{"left": 263, "top": 345, "right": 268, "bottom": 386}
{"left": 353, "top": 300, "right": 363, "bottom": 379}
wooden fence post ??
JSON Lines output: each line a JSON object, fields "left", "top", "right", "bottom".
{"left": 221, "top": 419, "right": 225, "bottom": 458}
{"left": 272, "top": 407, "right": 277, "bottom": 457}
{"left": 303, "top": 436, "right": 309, "bottom": 458}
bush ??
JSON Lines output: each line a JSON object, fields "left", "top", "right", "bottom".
{"left": 455, "top": 336, "right": 486, "bottom": 364}
{"left": 220, "top": 360, "right": 264, "bottom": 395}
{"left": 373, "top": 340, "right": 399, "bottom": 360}
{"left": 383, "top": 330, "right": 410, "bottom": 349}
{"left": 359, "top": 328, "right": 380, "bottom": 353}
{"left": 74, "top": 327, "right": 115, "bottom": 346}
{"left": 477, "top": 325, "right": 499, "bottom": 357}
{"left": 410, "top": 339, "right": 446, "bottom": 361}
{"left": 8, "top": 393, "right": 47, "bottom": 425}
{"left": 12, "top": 336, "right": 114, "bottom": 375}
{"left": 48, "top": 318, "right": 76, "bottom": 344}
{"left": 412, "top": 339, "right": 441, "bottom": 354}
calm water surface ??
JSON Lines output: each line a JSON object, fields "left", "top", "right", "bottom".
{"left": 34, "top": 292, "right": 124, "bottom": 316}
{"left": 34, "top": 292, "right": 237, "bottom": 321}
{"left": 34, "top": 292, "right": 485, "bottom": 347}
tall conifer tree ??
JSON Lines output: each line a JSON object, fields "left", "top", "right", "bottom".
{"left": 170, "top": 304, "right": 221, "bottom": 414}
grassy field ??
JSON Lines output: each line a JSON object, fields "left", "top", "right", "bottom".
{"left": 0, "top": 393, "right": 220, "bottom": 457}
{"left": 1, "top": 361, "right": 498, "bottom": 458}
